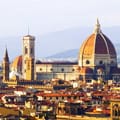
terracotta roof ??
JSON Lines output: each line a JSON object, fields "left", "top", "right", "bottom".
{"left": 81, "top": 34, "right": 95, "bottom": 56}
{"left": 36, "top": 92, "right": 84, "bottom": 97}
{"left": 95, "top": 34, "right": 116, "bottom": 55}
{"left": 79, "top": 20, "right": 116, "bottom": 60}
{"left": 80, "top": 33, "right": 116, "bottom": 56}
{"left": 11, "top": 55, "right": 22, "bottom": 70}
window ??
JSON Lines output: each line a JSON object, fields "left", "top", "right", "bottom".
{"left": 44, "top": 97, "right": 46, "bottom": 100}
{"left": 40, "top": 68, "right": 42, "bottom": 71}
{"left": 99, "top": 61, "right": 103, "bottom": 65}
{"left": 61, "top": 68, "right": 64, "bottom": 72}
{"left": 25, "top": 47, "right": 28, "bottom": 54}
{"left": 74, "top": 96, "right": 77, "bottom": 100}
{"left": 72, "top": 69, "right": 75, "bottom": 72}
{"left": 86, "top": 60, "right": 90, "bottom": 64}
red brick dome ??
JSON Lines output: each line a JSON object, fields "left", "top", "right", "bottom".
{"left": 11, "top": 55, "right": 22, "bottom": 72}
{"left": 80, "top": 20, "right": 116, "bottom": 57}
{"left": 78, "top": 19, "right": 117, "bottom": 68}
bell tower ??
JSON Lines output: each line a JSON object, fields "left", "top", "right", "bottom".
{"left": 3, "top": 48, "right": 9, "bottom": 81}
{"left": 22, "top": 35, "right": 35, "bottom": 80}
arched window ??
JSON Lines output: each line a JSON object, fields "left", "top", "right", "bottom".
{"left": 86, "top": 60, "right": 90, "bottom": 64}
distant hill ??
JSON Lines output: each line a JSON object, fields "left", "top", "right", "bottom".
{"left": 47, "top": 49, "right": 79, "bottom": 58}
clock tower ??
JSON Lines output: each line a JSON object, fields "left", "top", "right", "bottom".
{"left": 22, "top": 35, "right": 35, "bottom": 80}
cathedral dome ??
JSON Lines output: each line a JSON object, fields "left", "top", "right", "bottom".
{"left": 11, "top": 55, "right": 22, "bottom": 72}
{"left": 78, "top": 19, "right": 117, "bottom": 67}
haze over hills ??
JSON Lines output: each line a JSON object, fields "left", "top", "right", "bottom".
{"left": 46, "top": 49, "right": 79, "bottom": 59}
{"left": 0, "top": 26, "right": 120, "bottom": 62}
{"left": 46, "top": 46, "right": 120, "bottom": 62}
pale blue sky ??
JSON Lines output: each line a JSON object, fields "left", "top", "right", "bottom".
{"left": 0, "top": 0, "right": 120, "bottom": 60}
{"left": 0, "top": 0, "right": 120, "bottom": 36}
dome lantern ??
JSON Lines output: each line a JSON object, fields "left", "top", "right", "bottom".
{"left": 93, "top": 18, "right": 101, "bottom": 34}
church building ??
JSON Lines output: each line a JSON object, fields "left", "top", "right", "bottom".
{"left": 3, "top": 19, "right": 120, "bottom": 84}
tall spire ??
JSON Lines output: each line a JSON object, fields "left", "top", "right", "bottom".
{"left": 4, "top": 47, "right": 9, "bottom": 62}
{"left": 3, "top": 47, "right": 9, "bottom": 81}
{"left": 94, "top": 18, "right": 101, "bottom": 34}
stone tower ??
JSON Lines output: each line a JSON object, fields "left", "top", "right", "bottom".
{"left": 22, "top": 35, "right": 35, "bottom": 80}
{"left": 3, "top": 48, "right": 9, "bottom": 81}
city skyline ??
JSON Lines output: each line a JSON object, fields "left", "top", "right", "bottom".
{"left": 1, "top": 1, "right": 120, "bottom": 119}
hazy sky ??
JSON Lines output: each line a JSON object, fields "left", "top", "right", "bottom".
{"left": 0, "top": 0, "right": 120, "bottom": 60}
{"left": 0, "top": 0, "right": 120, "bottom": 36}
